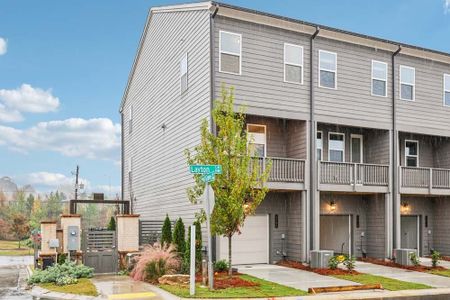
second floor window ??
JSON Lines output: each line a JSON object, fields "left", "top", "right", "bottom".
{"left": 247, "top": 124, "right": 266, "bottom": 157}
{"left": 180, "top": 53, "right": 188, "bottom": 94}
{"left": 316, "top": 131, "right": 323, "bottom": 160}
{"left": 372, "top": 60, "right": 387, "bottom": 97}
{"left": 405, "top": 140, "right": 419, "bottom": 167}
{"left": 284, "top": 43, "right": 303, "bottom": 84}
{"left": 128, "top": 105, "right": 133, "bottom": 134}
{"left": 400, "top": 66, "right": 415, "bottom": 101}
{"left": 444, "top": 74, "right": 450, "bottom": 107}
{"left": 219, "top": 31, "right": 241, "bottom": 75}
{"left": 329, "top": 133, "right": 345, "bottom": 162}
{"left": 319, "top": 50, "right": 337, "bottom": 89}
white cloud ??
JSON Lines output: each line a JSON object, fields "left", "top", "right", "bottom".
{"left": 445, "top": 0, "right": 450, "bottom": 14}
{"left": 0, "top": 118, "right": 121, "bottom": 161}
{"left": 23, "top": 171, "right": 90, "bottom": 198}
{"left": 0, "top": 104, "right": 23, "bottom": 123}
{"left": 0, "top": 84, "right": 60, "bottom": 113}
{"left": 0, "top": 38, "right": 6, "bottom": 55}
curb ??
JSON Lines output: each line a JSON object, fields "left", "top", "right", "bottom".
{"left": 29, "top": 285, "right": 104, "bottom": 300}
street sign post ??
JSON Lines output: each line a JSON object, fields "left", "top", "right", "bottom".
{"left": 189, "top": 224, "right": 195, "bottom": 296}
{"left": 189, "top": 164, "right": 221, "bottom": 290}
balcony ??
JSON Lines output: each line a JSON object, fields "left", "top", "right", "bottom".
{"left": 319, "top": 161, "right": 390, "bottom": 193}
{"left": 400, "top": 166, "right": 450, "bottom": 195}
{"left": 254, "top": 157, "right": 306, "bottom": 190}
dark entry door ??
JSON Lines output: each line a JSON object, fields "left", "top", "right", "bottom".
{"left": 83, "top": 230, "right": 117, "bottom": 274}
{"left": 401, "top": 216, "right": 419, "bottom": 252}
{"left": 320, "top": 215, "right": 352, "bottom": 255}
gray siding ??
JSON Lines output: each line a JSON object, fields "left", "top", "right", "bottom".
{"left": 214, "top": 16, "right": 311, "bottom": 121}
{"left": 433, "top": 197, "right": 450, "bottom": 256}
{"left": 366, "top": 194, "right": 386, "bottom": 258}
{"left": 122, "top": 9, "right": 211, "bottom": 224}
{"left": 435, "top": 139, "right": 450, "bottom": 169}
{"left": 286, "top": 192, "right": 303, "bottom": 261}
{"left": 286, "top": 120, "right": 308, "bottom": 159}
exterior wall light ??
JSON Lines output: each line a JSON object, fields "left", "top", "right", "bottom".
{"left": 329, "top": 200, "right": 336, "bottom": 212}
{"left": 401, "top": 202, "right": 410, "bottom": 214}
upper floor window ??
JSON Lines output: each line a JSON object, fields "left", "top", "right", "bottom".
{"left": 219, "top": 31, "right": 241, "bottom": 75}
{"left": 180, "top": 53, "right": 188, "bottom": 94}
{"left": 128, "top": 105, "right": 133, "bottom": 134}
{"left": 405, "top": 140, "right": 419, "bottom": 167}
{"left": 372, "top": 60, "right": 387, "bottom": 97}
{"left": 284, "top": 43, "right": 303, "bottom": 84}
{"left": 400, "top": 66, "right": 415, "bottom": 101}
{"left": 316, "top": 131, "right": 323, "bottom": 161}
{"left": 444, "top": 74, "right": 450, "bottom": 107}
{"left": 319, "top": 50, "right": 337, "bottom": 89}
{"left": 329, "top": 132, "right": 345, "bottom": 162}
{"left": 128, "top": 157, "right": 133, "bottom": 178}
{"left": 247, "top": 124, "right": 266, "bottom": 157}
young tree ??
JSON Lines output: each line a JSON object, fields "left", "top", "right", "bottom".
{"left": 172, "top": 218, "right": 186, "bottom": 257}
{"left": 161, "top": 214, "right": 172, "bottom": 246}
{"left": 10, "top": 213, "right": 30, "bottom": 248}
{"left": 107, "top": 216, "right": 116, "bottom": 231}
{"left": 29, "top": 196, "right": 45, "bottom": 230}
{"left": 185, "top": 87, "right": 271, "bottom": 276}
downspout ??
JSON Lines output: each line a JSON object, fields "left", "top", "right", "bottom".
{"left": 309, "top": 27, "right": 320, "bottom": 256}
{"left": 392, "top": 46, "right": 401, "bottom": 251}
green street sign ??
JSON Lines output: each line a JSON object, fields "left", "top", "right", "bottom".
{"left": 189, "top": 165, "right": 222, "bottom": 175}
{"left": 201, "top": 173, "right": 215, "bottom": 183}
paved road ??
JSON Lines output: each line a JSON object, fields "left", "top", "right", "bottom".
{"left": 0, "top": 256, "right": 37, "bottom": 300}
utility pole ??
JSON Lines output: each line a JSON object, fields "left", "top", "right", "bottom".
{"left": 74, "top": 165, "right": 79, "bottom": 200}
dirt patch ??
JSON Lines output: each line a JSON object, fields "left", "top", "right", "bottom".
{"left": 193, "top": 271, "right": 259, "bottom": 289}
{"left": 277, "top": 260, "right": 359, "bottom": 275}
{"left": 360, "top": 257, "right": 446, "bottom": 272}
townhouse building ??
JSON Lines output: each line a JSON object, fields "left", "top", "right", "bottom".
{"left": 119, "top": 2, "right": 450, "bottom": 265}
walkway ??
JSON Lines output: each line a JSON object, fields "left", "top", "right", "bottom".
{"left": 421, "top": 257, "right": 450, "bottom": 269}
{"left": 237, "top": 264, "right": 358, "bottom": 291}
{"left": 355, "top": 261, "right": 450, "bottom": 288}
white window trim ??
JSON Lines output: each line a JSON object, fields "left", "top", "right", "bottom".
{"left": 405, "top": 139, "right": 419, "bottom": 167}
{"left": 283, "top": 43, "right": 304, "bottom": 84}
{"left": 128, "top": 157, "right": 133, "bottom": 174}
{"left": 128, "top": 105, "right": 133, "bottom": 134}
{"left": 444, "top": 74, "right": 450, "bottom": 107}
{"left": 318, "top": 50, "right": 337, "bottom": 90}
{"left": 247, "top": 124, "right": 267, "bottom": 157}
{"left": 180, "top": 53, "right": 188, "bottom": 95}
{"left": 399, "top": 65, "right": 415, "bottom": 101}
{"left": 219, "top": 30, "right": 242, "bottom": 75}
{"left": 328, "top": 132, "right": 345, "bottom": 162}
{"left": 317, "top": 130, "right": 323, "bottom": 161}
{"left": 350, "top": 134, "right": 364, "bottom": 163}
{"left": 371, "top": 60, "right": 388, "bottom": 97}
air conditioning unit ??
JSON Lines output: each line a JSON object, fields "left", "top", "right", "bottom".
{"left": 394, "top": 249, "right": 417, "bottom": 266}
{"left": 310, "top": 250, "right": 334, "bottom": 269}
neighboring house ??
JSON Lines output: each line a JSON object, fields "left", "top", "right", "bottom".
{"left": 120, "top": 2, "right": 450, "bottom": 264}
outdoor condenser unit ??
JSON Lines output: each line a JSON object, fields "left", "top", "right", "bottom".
{"left": 310, "top": 250, "right": 334, "bottom": 269}
{"left": 395, "top": 249, "right": 417, "bottom": 266}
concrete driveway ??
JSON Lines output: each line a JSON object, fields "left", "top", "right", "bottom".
{"left": 237, "top": 264, "right": 358, "bottom": 291}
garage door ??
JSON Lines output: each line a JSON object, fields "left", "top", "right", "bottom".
{"left": 219, "top": 215, "right": 269, "bottom": 265}
{"left": 320, "top": 215, "right": 352, "bottom": 256}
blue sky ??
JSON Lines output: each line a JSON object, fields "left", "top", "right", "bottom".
{"left": 0, "top": 0, "right": 449, "bottom": 197}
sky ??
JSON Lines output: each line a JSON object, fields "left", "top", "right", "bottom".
{"left": 0, "top": 0, "right": 449, "bottom": 198}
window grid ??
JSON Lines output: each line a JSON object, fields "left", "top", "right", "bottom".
{"left": 319, "top": 50, "right": 337, "bottom": 89}
{"left": 328, "top": 132, "right": 345, "bottom": 163}
{"left": 400, "top": 65, "right": 415, "bottom": 101}
{"left": 405, "top": 140, "right": 419, "bottom": 167}
{"left": 284, "top": 43, "right": 304, "bottom": 84}
{"left": 219, "top": 31, "right": 242, "bottom": 75}
{"left": 316, "top": 131, "right": 323, "bottom": 161}
{"left": 371, "top": 60, "right": 388, "bottom": 97}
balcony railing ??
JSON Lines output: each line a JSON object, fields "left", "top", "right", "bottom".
{"left": 400, "top": 166, "right": 450, "bottom": 191}
{"left": 319, "top": 161, "right": 389, "bottom": 187}
{"left": 253, "top": 157, "right": 305, "bottom": 183}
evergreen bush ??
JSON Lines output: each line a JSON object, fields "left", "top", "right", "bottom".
{"left": 161, "top": 214, "right": 172, "bottom": 246}
{"left": 172, "top": 218, "right": 186, "bottom": 256}
{"left": 107, "top": 216, "right": 116, "bottom": 231}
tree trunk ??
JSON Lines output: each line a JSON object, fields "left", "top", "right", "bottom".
{"left": 228, "top": 235, "right": 232, "bottom": 277}
{"left": 18, "top": 240, "right": 21, "bottom": 249}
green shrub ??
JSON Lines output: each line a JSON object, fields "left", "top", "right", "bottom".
{"left": 172, "top": 218, "right": 186, "bottom": 257}
{"left": 409, "top": 252, "right": 420, "bottom": 266}
{"left": 343, "top": 255, "right": 356, "bottom": 271}
{"left": 28, "top": 261, "right": 94, "bottom": 285}
{"left": 328, "top": 256, "right": 339, "bottom": 270}
{"left": 55, "top": 275, "right": 78, "bottom": 286}
{"left": 145, "top": 258, "right": 167, "bottom": 282}
{"left": 214, "top": 259, "right": 229, "bottom": 272}
{"left": 107, "top": 216, "right": 116, "bottom": 231}
{"left": 161, "top": 215, "right": 172, "bottom": 246}
{"left": 431, "top": 250, "right": 441, "bottom": 268}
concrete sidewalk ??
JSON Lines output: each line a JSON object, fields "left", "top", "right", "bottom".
{"left": 354, "top": 261, "right": 450, "bottom": 288}
{"left": 421, "top": 257, "right": 450, "bottom": 269}
{"left": 237, "top": 264, "right": 359, "bottom": 291}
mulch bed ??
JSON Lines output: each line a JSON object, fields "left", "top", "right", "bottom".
{"left": 360, "top": 257, "right": 447, "bottom": 272}
{"left": 194, "top": 271, "right": 259, "bottom": 289}
{"left": 277, "top": 259, "right": 359, "bottom": 275}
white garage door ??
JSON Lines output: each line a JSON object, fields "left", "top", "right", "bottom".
{"left": 219, "top": 215, "right": 269, "bottom": 265}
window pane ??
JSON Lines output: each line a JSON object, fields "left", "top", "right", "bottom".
{"left": 250, "top": 143, "right": 265, "bottom": 157}
{"left": 221, "top": 32, "right": 240, "bottom": 54}
{"left": 406, "top": 157, "right": 418, "bottom": 167}
{"left": 285, "top": 44, "right": 302, "bottom": 65}
{"left": 285, "top": 65, "right": 301, "bottom": 83}
{"left": 317, "top": 149, "right": 322, "bottom": 161}
{"left": 316, "top": 133, "right": 322, "bottom": 149}
{"left": 401, "top": 67, "right": 414, "bottom": 84}
{"left": 330, "top": 133, "right": 344, "bottom": 142}
{"left": 221, "top": 53, "right": 240, "bottom": 74}
{"left": 181, "top": 74, "right": 188, "bottom": 93}
{"left": 320, "top": 51, "right": 336, "bottom": 71}
{"left": 180, "top": 55, "right": 187, "bottom": 75}
{"left": 330, "top": 150, "right": 344, "bottom": 162}
{"left": 373, "top": 79, "right": 386, "bottom": 96}
{"left": 445, "top": 91, "right": 450, "bottom": 106}
{"left": 401, "top": 84, "right": 413, "bottom": 100}
{"left": 372, "top": 61, "right": 387, "bottom": 80}
{"left": 445, "top": 75, "right": 450, "bottom": 91}
{"left": 406, "top": 141, "right": 418, "bottom": 156}
{"left": 320, "top": 70, "right": 336, "bottom": 88}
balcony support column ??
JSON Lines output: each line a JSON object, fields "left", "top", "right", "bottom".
{"left": 301, "top": 190, "right": 308, "bottom": 262}
{"left": 385, "top": 193, "right": 393, "bottom": 258}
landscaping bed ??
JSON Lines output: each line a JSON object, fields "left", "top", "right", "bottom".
{"left": 333, "top": 274, "right": 432, "bottom": 291}
{"left": 39, "top": 278, "right": 98, "bottom": 296}
{"left": 360, "top": 257, "right": 446, "bottom": 272}
{"left": 277, "top": 259, "right": 359, "bottom": 275}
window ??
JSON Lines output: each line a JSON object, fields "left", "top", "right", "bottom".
{"left": 247, "top": 124, "right": 266, "bottom": 157}
{"left": 128, "top": 157, "right": 133, "bottom": 180}
{"left": 128, "top": 105, "right": 133, "bottom": 134}
{"left": 400, "top": 66, "right": 415, "bottom": 101}
{"left": 284, "top": 43, "right": 303, "bottom": 84}
{"left": 444, "top": 74, "right": 450, "bottom": 107}
{"left": 180, "top": 53, "right": 188, "bottom": 94}
{"left": 405, "top": 140, "right": 419, "bottom": 167}
{"left": 219, "top": 31, "right": 241, "bottom": 75}
{"left": 319, "top": 50, "right": 337, "bottom": 89}
{"left": 329, "top": 133, "right": 345, "bottom": 162}
{"left": 316, "top": 131, "right": 323, "bottom": 160}
{"left": 372, "top": 60, "right": 387, "bottom": 97}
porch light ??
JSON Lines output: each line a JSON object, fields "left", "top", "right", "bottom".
{"left": 401, "top": 202, "right": 410, "bottom": 214}
{"left": 329, "top": 200, "right": 336, "bottom": 212}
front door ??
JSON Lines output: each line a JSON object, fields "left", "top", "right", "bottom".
{"left": 401, "top": 216, "right": 420, "bottom": 253}
{"left": 320, "top": 215, "right": 352, "bottom": 256}
{"left": 350, "top": 134, "right": 363, "bottom": 163}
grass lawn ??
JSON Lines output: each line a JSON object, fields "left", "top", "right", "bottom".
{"left": 160, "top": 274, "right": 308, "bottom": 298}
{"left": 334, "top": 274, "right": 432, "bottom": 291}
{"left": 39, "top": 278, "right": 98, "bottom": 296}
{"left": 0, "top": 240, "right": 32, "bottom": 256}
{"left": 429, "top": 269, "right": 450, "bottom": 278}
